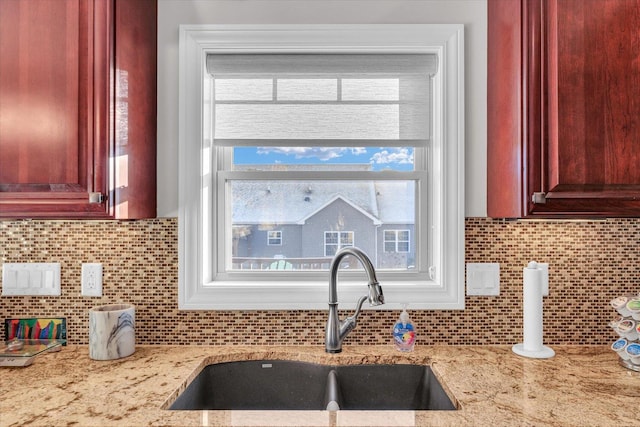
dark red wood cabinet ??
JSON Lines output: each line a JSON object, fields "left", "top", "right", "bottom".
{"left": 488, "top": 0, "right": 640, "bottom": 218}
{"left": 0, "top": 0, "right": 156, "bottom": 219}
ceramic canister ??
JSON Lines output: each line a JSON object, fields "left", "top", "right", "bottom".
{"left": 89, "top": 304, "right": 135, "bottom": 360}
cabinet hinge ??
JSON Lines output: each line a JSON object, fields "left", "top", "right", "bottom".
{"left": 89, "top": 192, "right": 105, "bottom": 204}
{"left": 531, "top": 192, "right": 546, "bottom": 204}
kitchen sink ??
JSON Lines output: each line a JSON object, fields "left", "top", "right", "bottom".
{"left": 168, "top": 360, "right": 457, "bottom": 411}
{"left": 334, "top": 363, "right": 455, "bottom": 410}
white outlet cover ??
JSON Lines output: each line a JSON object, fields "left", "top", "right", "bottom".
{"left": 81, "top": 263, "right": 103, "bottom": 297}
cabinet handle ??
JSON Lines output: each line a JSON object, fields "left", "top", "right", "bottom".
{"left": 89, "top": 192, "right": 105, "bottom": 204}
{"left": 531, "top": 192, "right": 546, "bottom": 204}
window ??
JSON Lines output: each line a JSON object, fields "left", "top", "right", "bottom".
{"left": 324, "top": 231, "right": 354, "bottom": 256}
{"left": 384, "top": 230, "right": 410, "bottom": 253}
{"left": 215, "top": 52, "right": 428, "bottom": 272}
{"left": 267, "top": 231, "right": 282, "bottom": 246}
{"left": 179, "top": 25, "right": 465, "bottom": 310}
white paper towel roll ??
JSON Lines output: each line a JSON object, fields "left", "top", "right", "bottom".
{"left": 513, "top": 261, "right": 554, "bottom": 359}
{"left": 523, "top": 262, "right": 543, "bottom": 351}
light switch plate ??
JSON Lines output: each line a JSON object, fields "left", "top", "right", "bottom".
{"left": 2, "top": 263, "right": 61, "bottom": 296}
{"left": 81, "top": 263, "right": 102, "bottom": 297}
{"left": 466, "top": 263, "right": 500, "bottom": 296}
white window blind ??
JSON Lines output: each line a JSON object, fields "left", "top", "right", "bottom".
{"left": 206, "top": 54, "right": 438, "bottom": 146}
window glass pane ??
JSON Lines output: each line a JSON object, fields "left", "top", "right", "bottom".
{"left": 325, "top": 244, "right": 337, "bottom": 257}
{"left": 384, "top": 230, "right": 398, "bottom": 253}
{"left": 229, "top": 180, "right": 415, "bottom": 271}
{"left": 267, "top": 230, "right": 282, "bottom": 245}
{"left": 233, "top": 147, "right": 414, "bottom": 172}
{"left": 340, "top": 232, "right": 354, "bottom": 245}
{"left": 325, "top": 232, "right": 338, "bottom": 244}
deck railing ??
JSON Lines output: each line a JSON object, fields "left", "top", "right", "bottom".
{"left": 232, "top": 257, "right": 334, "bottom": 270}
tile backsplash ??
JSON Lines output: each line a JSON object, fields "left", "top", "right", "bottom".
{"left": 1, "top": 218, "right": 638, "bottom": 346}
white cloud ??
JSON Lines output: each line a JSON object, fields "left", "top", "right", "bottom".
{"left": 369, "top": 148, "right": 413, "bottom": 165}
{"left": 257, "top": 147, "right": 366, "bottom": 161}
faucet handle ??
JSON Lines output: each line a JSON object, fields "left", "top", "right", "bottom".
{"left": 339, "top": 295, "right": 368, "bottom": 340}
{"left": 368, "top": 282, "right": 385, "bottom": 306}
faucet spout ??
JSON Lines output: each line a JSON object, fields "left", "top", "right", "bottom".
{"left": 325, "top": 247, "right": 384, "bottom": 353}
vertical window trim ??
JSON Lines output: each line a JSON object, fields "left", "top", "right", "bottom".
{"left": 178, "top": 24, "right": 465, "bottom": 310}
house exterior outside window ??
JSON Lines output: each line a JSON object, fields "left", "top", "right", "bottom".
{"left": 267, "top": 231, "right": 282, "bottom": 246}
{"left": 384, "top": 230, "right": 410, "bottom": 253}
{"left": 324, "top": 231, "right": 354, "bottom": 256}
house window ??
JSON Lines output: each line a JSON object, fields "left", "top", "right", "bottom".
{"left": 179, "top": 25, "right": 465, "bottom": 310}
{"left": 218, "top": 51, "right": 426, "bottom": 272}
{"left": 267, "top": 231, "right": 282, "bottom": 246}
{"left": 384, "top": 230, "right": 410, "bottom": 253}
{"left": 324, "top": 231, "right": 354, "bottom": 256}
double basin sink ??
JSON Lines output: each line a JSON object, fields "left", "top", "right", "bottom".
{"left": 169, "top": 360, "right": 457, "bottom": 411}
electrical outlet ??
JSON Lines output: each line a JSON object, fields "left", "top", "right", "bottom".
{"left": 81, "top": 263, "right": 102, "bottom": 297}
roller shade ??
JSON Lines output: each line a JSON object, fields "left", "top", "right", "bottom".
{"left": 206, "top": 53, "right": 438, "bottom": 146}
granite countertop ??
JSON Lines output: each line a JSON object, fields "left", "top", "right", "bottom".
{"left": 0, "top": 345, "right": 638, "bottom": 427}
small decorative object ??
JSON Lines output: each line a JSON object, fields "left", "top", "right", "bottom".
{"left": 89, "top": 304, "right": 135, "bottom": 361}
{"left": 4, "top": 317, "right": 67, "bottom": 342}
{"left": 609, "top": 294, "right": 640, "bottom": 372}
{"left": 392, "top": 304, "right": 416, "bottom": 352}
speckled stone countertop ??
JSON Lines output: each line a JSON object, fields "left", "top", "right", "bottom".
{"left": 0, "top": 345, "right": 638, "bottom": 427}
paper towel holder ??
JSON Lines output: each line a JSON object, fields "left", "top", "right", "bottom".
{"left": 512, "top": 343, "right": 555, "bottom": 358}
{"left": 512, "top": 261, "right": 555, "bottom": 359}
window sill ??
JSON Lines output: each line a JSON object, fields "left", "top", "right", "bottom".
{"left": 179, "top": 279, "right": 464, "bottom": 310}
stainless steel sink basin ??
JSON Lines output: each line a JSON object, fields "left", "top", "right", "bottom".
{"left": 169, "top": 360, "right": 456, "bottom": 411}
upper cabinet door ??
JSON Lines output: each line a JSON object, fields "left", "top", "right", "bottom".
{"left": 488, "top": 0, "right": 640, "bottom": 218}
{"left": 0, "top": 0, "right": 156, "bottom": 219}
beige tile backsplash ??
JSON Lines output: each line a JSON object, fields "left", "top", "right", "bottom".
{"left": 1, "top": 218, "right": 638, "bottom": 346}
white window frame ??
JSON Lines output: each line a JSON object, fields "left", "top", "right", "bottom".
{"left": 179, "top": 24, "right": 464, "bottom": 310}
{"left": 324, "top": 231, "right": 355, "bottom": 257}
{"left": 384, "top": 229, "right": 410, "bottom": 253}
{"left": 267, "top": 230, "right": 282, "bottom": 246}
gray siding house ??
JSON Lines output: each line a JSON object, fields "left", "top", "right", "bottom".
{"left": 231, "top": 176, "right": 415, "bottom": 270}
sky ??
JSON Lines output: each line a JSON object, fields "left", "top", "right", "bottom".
{"left": 233, "top": 147, "right": 414, "bottom": 171}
